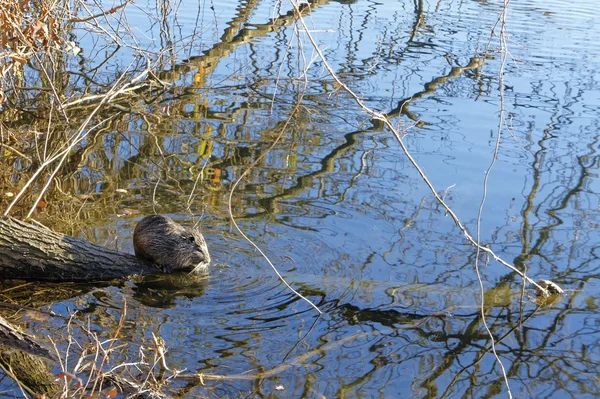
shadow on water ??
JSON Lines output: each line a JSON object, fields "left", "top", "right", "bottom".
{"left": 131, "top": 272, "right": 209, "bottom": 308}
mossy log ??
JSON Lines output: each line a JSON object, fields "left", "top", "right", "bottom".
{"left": 0, "top": 316, "right": 54, "bottom": 360}
{"left": 0, "top": 316, "right": 58, "bottom": 396}
{"left": 0, "top": 348, "right": 58, "bottom": 396}
{"left": 0, "top": 216, "right": 156, "bottom": 281}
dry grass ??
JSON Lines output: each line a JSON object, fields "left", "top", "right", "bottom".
{"left": 0, "top": 0, "right": 64, "bottom": 105}
{"left": 48, "top": 302, "right": 177, "bottom": 399}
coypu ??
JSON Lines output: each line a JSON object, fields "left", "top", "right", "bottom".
{"left": 133, "top": 215, "right": 210, "bottom": 273}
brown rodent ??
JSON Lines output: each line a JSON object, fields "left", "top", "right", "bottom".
{"left": 133, "top": 215, "right": 210, "bottom": 273}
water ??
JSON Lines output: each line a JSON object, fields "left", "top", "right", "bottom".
{"left": 2, "top": 0, "right": 600, "bottom": 397}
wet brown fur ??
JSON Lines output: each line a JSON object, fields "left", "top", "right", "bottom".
{"left": 133, "top": 215, "right": 210, "bottom": 273}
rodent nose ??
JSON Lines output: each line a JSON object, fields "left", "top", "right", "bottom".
{"left": 201, "top": 248, "right": 211, "bottom": 262}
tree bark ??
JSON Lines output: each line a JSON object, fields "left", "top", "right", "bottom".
{"left": 0, "top": 348, "right": 59, "bottom": 396}
{"left": 0, "top": 216, "right": 156, "bottom": 281}
{"left": 0, "top": 316, "right": 55, "bottom": 360}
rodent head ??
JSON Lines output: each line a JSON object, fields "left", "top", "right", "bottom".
{"left": 133, "top": 215, "right": 211, "bottom": 274}
{"left": 172, "top": 228, "right": 211, "bottom": 274}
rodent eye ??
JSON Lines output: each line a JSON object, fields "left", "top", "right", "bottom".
{"left": 187, "top": 235, "right": 195, "bottom": 243}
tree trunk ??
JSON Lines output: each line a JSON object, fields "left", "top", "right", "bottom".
{"left": 0, "top": 216, "right": 156, "bottom": 281}
{"left": 0, "top": 316, "right": 55, "bottom": 360}
{"left": 0, "top": 349, "right": 59, "bottom": 396}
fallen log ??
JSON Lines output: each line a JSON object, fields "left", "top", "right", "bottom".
{"left": 0, "top": 216, "right": 158, "bottom": 395}
{"left": 0, "top": 347, "right": 58, "bottom": 397}
{"left": 0, "top": 216, "right": 156, "bottom": 281}
{"left": 0, "top": 316, "right": 55, "bottom": 360}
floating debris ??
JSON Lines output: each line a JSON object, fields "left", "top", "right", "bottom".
{"left": 536, "top": 280, "right": 564, "bottom": 296}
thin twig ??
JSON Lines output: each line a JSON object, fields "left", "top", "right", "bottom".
{"left": 472, "top": 3, "right": 514, "bottom": 394}
{"left": 89, "top": 299, "right": 127, "bottom": 394}
{"left": 68, "top": 1, "right": 130, "bottom": 23}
